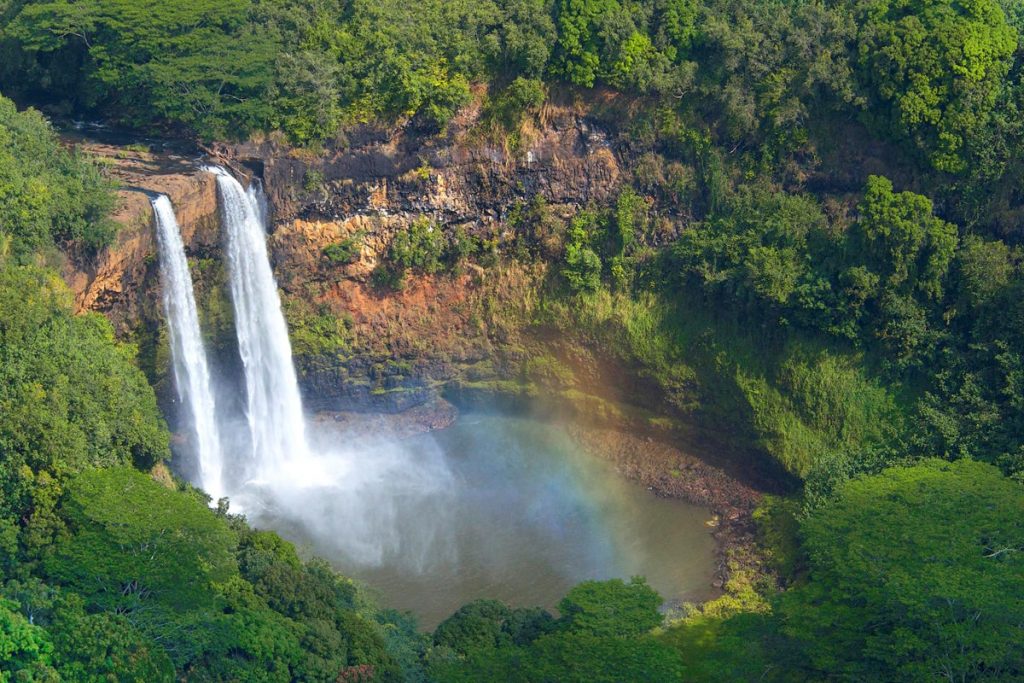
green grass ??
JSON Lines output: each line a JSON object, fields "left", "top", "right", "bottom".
{"left": 545, "top": 286, "right": 908, "bottom": 478}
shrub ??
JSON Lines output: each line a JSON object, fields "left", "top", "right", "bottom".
{"left": 391, "top": 218, "right": 445, "bottom": 273}
{"left": 322, "top": 234, "right": 363, "bottom": 265}
{"left": 485, "top": 77, "right": 547, "bottom": 130}
{"left": 303, "top": 169, "right": 326, "bottom": 193}
{"left": 563, "top": 212, "right": 603, "bottom": 293}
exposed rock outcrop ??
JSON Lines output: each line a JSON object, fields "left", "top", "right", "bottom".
{"left": 57, "top": 104, "right": 716, "bottom": 441}
{"left": 57, "top": 104, "right": 782, "bottom": 591}
{"left": 197, "top": 103, "right": 632, "bottom": 414}
{"left": 60, "top": 141, "right": 220, "bottom": 334}
{"left": 213, "top": 102, "right": 622, "bottom": 227}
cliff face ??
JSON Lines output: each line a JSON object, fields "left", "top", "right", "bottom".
{"left": 232, "top": 105, "right": 624, "bottom": 412}
{"left": 60, "top": 141, "right": 221, "bottom": 334}
{"left": 59, "top": 102, "right": 790, "bottom": 507}
{"left": 109, "top": 103, "right": 629, "bottom": 417}
{"left": 62, "top": 104, "right": 687, "bottom": 428}
{"left": 222, "top": 101, "right": 622, "bottom": 226}
{"left": 64, "top": 104, "right": 622, "bottom": 319}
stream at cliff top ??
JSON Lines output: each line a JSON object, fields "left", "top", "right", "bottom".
{"left": 244, "top": 413, "right": 718, "bottom": 629}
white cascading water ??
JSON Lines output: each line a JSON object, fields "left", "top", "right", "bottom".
{"left": 207, "top": 165, "right": 454, "bottom": 571}
{"left": 248, "top": 176, "right": 270, "bottom": 230}
{"left": 151, "top": 195, "right": 225, "bottom": 500}
{"left": 207, "top": 166, "right": 310, "bottom": 478}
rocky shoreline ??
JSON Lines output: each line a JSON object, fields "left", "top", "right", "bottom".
{"left": 564, "top": 424, "right": 766, "bottom": 598}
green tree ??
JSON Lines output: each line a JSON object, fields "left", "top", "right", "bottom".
{"left": 691, "top": 0, "right": 861, "bottom": 143}
{"left": 521, "top": 631, "right": 684, "bottom": 682}
{"left": 0, "top": 266, "right": 169, "bottom": 531}
{"left": 673, "top": 185, "right": 826, "bottom": 313}
{"left": 0, "top": 598, "right": 58, "bottom": 681}
{"left": 552, "top": 0, "right": 686, "bottom": 91}
{"left": 433, "top": 599, "right": 554, "bottom": 657}
{"left": 4, "top": 0, "right": 280, "bottom": 138}
{"left": 558, "top": 576, "right": 663, "bottom": 638}
{"left": 780, "top": 459, "right": 1024, "bottom": 681}
{"left": 856, "top": 0, "right": 1018, "bottom": 171}
{"left": 45, "top": 467, "right": 237, "bottom": 615}
{"left": 47, "top": 593, "right": 175, "bottom": 682}
{"left": 483, "top": 0, "right": 557, "bottom": 78}
{"left": 430, "top": 579, "right": 680, "bottom": 682}
{"left": 953, "top": 234, "right": 1016, "bottom": 310}
{"left": 651, "top": 0, "right": 698, "bottom": 62}
{"left": 854, "top": 175, "right": 958, "bottom": 300}
{"left": 0, "top": 95, "right": 115, "bottom": 256}
{"left": 553, "top": 0, "right": 613, "bottom": 87}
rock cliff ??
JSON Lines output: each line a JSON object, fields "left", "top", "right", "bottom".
{"left": 222, "top": 102, "right": 627, "bottom": 414}
{"left": 58, "top": 103, "right": 781, "bottom": 563}
{"left": 61, "top": 102, "right": 761, "bottom": 473}
{"left": 61, "top": 102, "right": 649, "bottom": 417}
{"left": 60, "top": 141, "right": 220, "bottom": 334}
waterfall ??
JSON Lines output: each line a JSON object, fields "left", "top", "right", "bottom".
{"left": 207, "top": 166, "right": 309, "bottom": 476}
{"left": 248, "top": 176, "right": 270, "bottom": 229}
{"left": 151, "top": 195, "right": 225, "bottom": 500}
{"left": 202, "top": 165, "right": 454, "bottom": 570}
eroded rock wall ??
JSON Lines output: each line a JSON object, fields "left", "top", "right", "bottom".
{"left": 58, "top": 104, "right": 786, "bottom": 501}
{"left": 60, "top": 143, "right": 221, "bottom": 335}
{"left": 61, "top": 104, "right": 651, "bottom": 421}
{"left": 209, "top": 104, "right": 629, "bottom": 413}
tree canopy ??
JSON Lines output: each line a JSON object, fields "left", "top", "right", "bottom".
{"left": 0, "top": 265, "right": 169, "bottom": 532}
{"left": 0, "top": 95, "right": 115, "bottom": 256}
{"left": 780, "top": 459, "right": 1024, "bottom": 681}
{"left": 856, "top": 0, "right": 1018, "bottom": 171}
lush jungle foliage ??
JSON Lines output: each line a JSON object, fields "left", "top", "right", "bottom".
{"left": 0, "top": 96, "right": 115, "bottom": 257}
{"left": 2, "top": 0, "right": 1024, "bottom": 679}
{"left": 0, "top": 97, "right": 420, "bottom": 682}
{"left": 660, "top": 458, "right": 1024, "bottom": 681}
{"left": 1, "top": 0, "right": 1016, "bottom": 169}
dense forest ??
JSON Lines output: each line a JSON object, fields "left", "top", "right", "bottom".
{"left": 1, "top": 0, "right": 1023, "bottom": 680}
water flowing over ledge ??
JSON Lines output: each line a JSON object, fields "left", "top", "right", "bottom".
{"left": 207, "top": 166, "right": 310, "bottom": 475}
{"left": 148, "top": 166, "right": 717, "bottom": 627}
{"left": 152, "top": 194, "right": 225, "bottom": 500}
{"left": 203, "top": 166, "right": 457, "bottom": 570}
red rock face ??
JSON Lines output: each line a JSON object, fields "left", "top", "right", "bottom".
{"left": 59, "top": 143, "right": 221, "bottom": 333}
{"left": 63, "top": 103, "right": 625, "bottom": 341}
{"left": 60, "top": 105, "right": 685, "bottom": 423}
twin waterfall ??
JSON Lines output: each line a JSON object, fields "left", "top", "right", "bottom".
{"left": 209, "top": 168, "right": 310, "bottom": 475}
{"left": 153, "top": 167, "right": 308, "bottom": 499}
{"left": 154, "top": 167, "right": 453, "bottom": 569}
{"left": 152, "top": 195, "right": 225, "bottom": 500}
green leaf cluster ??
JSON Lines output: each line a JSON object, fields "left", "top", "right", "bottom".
{"left": 780, "top": 459, "right": 1024, "bottom": 681}
{"left": 856, "top": 0, "right": 1018, "bottom": 171}
{"left": 0, "top": 265, "right": 169, "bottom": 531}
{"left": 428, "top": 577, "right": 683, "bottom": 682}
{"left": 2, "top": 0, "right": 280, "bottom": 139}
{"left": 0, "top": 96, "right": 115, "bottom": 257}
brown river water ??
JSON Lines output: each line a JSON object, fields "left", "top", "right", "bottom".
{"left": 248, "top": 413, "right": 718, "bottom": 630}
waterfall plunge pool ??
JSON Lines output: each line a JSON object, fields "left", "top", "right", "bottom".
{"left": 155, "top": 173, "right": 716, "bottom": 629}
{"left": 240, "top": 413, "right": 718, "bottom": 630}
{"left": 182, "top": 171, "right": 716, "bottom": 629}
